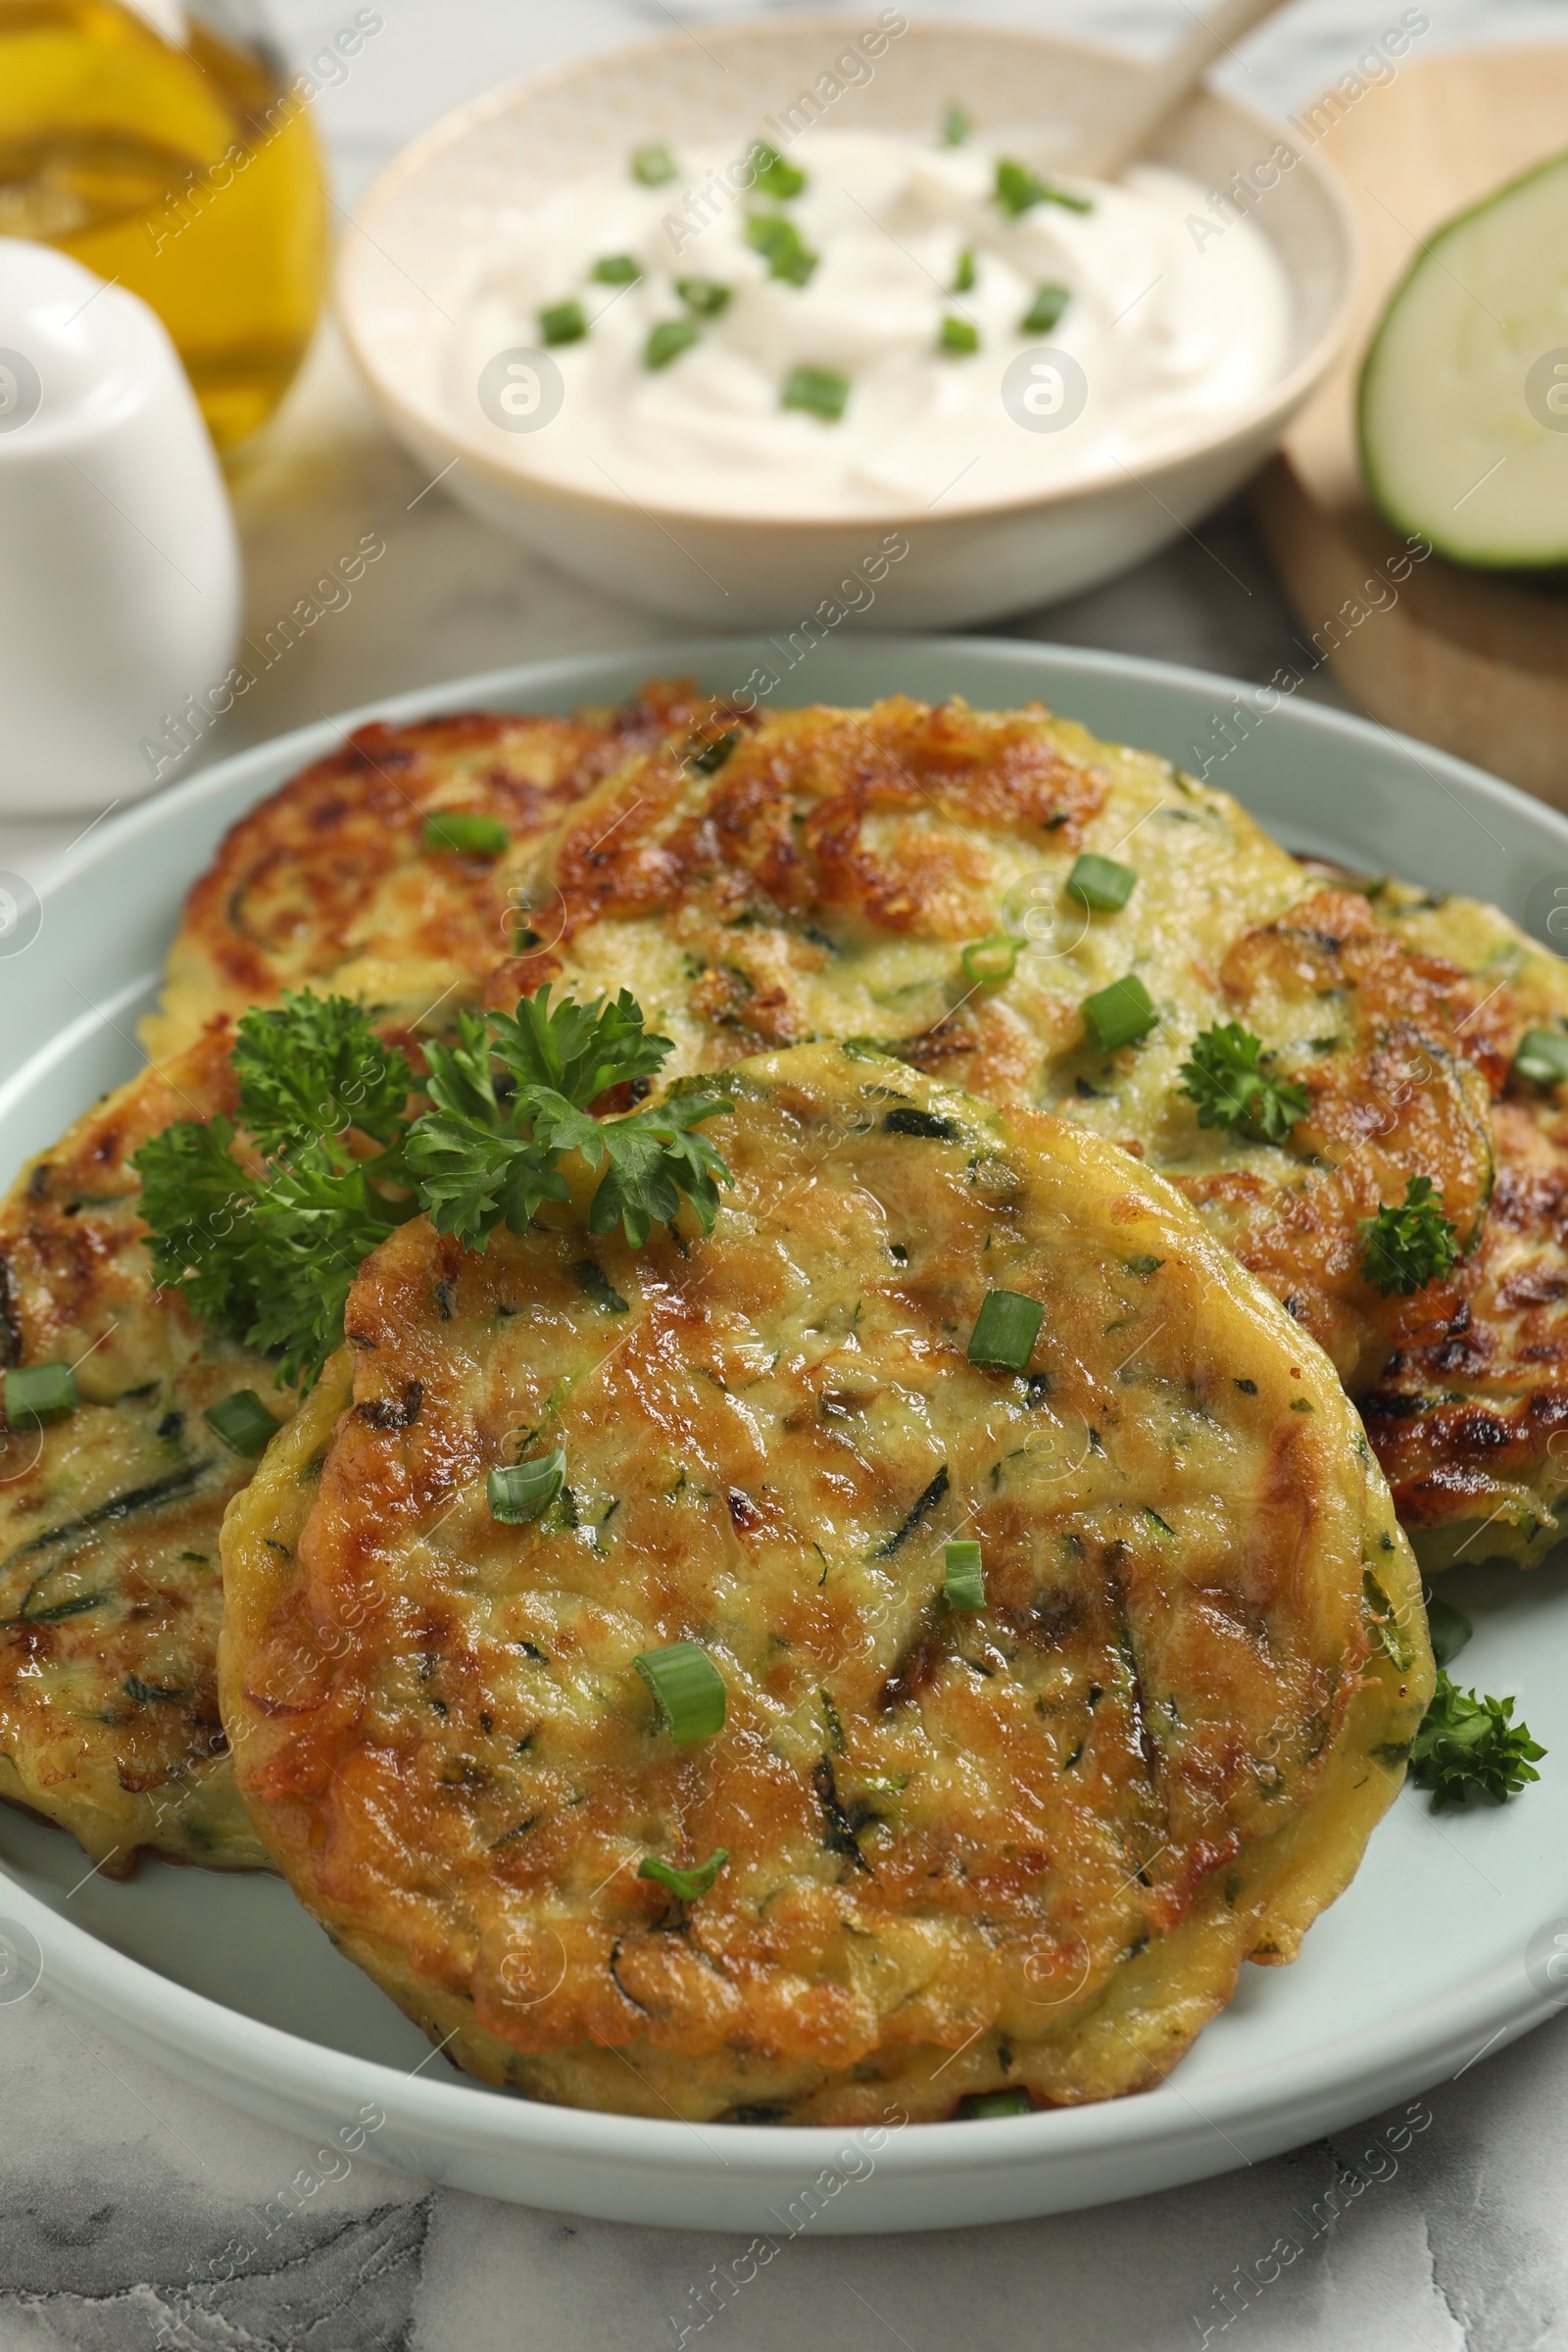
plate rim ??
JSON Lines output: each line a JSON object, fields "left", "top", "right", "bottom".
{"left": 12, "top": 631, "right": 1568, "bottom": 2216}
{"left": 35, "top": 631, "right": 1568, "bottom": 911}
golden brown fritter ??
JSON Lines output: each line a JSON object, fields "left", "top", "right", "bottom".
{"left": 0, "top": 1032, "right": 278, "bottom": 1872}
{"left": 2, "top": 680, "right": 742, "bottom": 1870}
{"left": 143, "top": 681, "right": 747, "bottom": 1060}
{"left": 481, "top": 694, "right": 1125, "bottom": 1105}
{"left": 1159, "top": 887, "right": 1495, "bottom": 1393}
{"left": 474, "top": 696, "right": 1526, "bottom": 1547}
{"left": 220, "top": 1045, "right": 1430, "bottom": 2124}
{"left": 1347, "top": 883, "right": 1568, "bottom": 1566}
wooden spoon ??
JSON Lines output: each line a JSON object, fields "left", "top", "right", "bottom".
{"left": 1070, "top": 0, "right": 1295, "bottom": 178}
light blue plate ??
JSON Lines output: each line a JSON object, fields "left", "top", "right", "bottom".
{"left": 3, "top": 636, "right": 1566, "bottom": 2234}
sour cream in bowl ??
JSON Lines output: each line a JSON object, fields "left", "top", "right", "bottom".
{"left": 451, "top": 129, "right": 1291, "bottom": 521}
{"left": 338, "top": 16, "right": 1355, "bottom": 627}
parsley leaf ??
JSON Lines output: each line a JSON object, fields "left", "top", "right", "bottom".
{"left": 135, "top": 986, "right": 734, "bottom": 1393}
{"left": 1177, "top": 1021, "right": 1310, "bottom": 1144}
{"left": 1409, "top": 1670, "right": 1544, "bottom": 1808}
{"left": 229, "top": 992, "right": 415, "bottom": 1156}
{"left": 404, "top": 986, "right": 733, "bottom": 1251}
{"left": 1358, "top": 1175, "right": 1459, "bottom": 1297}
{"left": 133, "top": 1113, "right": 265, "bottom": 1343}
{"left": 133, "top": 992, "right": 418, "bottom": 1391}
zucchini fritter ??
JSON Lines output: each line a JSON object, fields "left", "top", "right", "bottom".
{"left": 143, "top": 681, "right": 745, "bottom": 1061}
{"left": 220, "top": 1045, "right": 1430, "bottom": 2124}
{"left": 0, "top": 1033, "right": 277, "bottom": 1872}
{"left": 479, "top": 697, "right": 1505, "bottom": 1535}
{"left": 1349, "top": 883, "right": 1568, "bottom": 1567}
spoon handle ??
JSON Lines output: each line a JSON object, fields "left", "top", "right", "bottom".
{"left": 1071, "top": 0, "right": 1294, "bottom": 180}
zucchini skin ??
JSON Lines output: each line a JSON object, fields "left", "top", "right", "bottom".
{"left": 1358, "top": 144, "right": 1568, "bottom": 568}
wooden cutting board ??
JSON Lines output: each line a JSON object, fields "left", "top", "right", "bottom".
{"left": 1250, "top": 45, "right": 1568, "bottom": 811}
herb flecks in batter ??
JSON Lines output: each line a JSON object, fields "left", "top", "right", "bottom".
{"left": 873, "top": 1464, "right": 950, "bottom": 1558}
{"left": 1358, "top": 1176, "right": 1459, "bottom": 1298}
{"left": 1178, "top": 1021, "right": 1309, "bottom": 1145}
{"left": 575, "top": 1258, "right": 629, "bottom": 1315}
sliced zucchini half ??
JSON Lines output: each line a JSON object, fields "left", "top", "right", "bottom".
{"left": 1358, "top": 147, "right": 1568, "bottom": 568}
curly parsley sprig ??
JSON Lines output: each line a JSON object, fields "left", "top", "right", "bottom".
{"left": 1358, "top": 1174, "right": 1459, "bottom": 1297}
{"left": 1409, "top": 1671, "right": 1544, "bottom": 1809}
{"left": 134, "top": 985, "right": 733, "bottom": 1390}
{"left": 134, "top": 995, "right": 419, "bottom": 1390}
{"left": 1177, "top": 1020, "right": 1310, "bottom": 1145}
{"left": 407, "top": 987, "right": 733, "bottom": 1250}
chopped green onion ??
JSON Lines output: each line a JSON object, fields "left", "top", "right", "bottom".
{"left": 1021, "top": 283, "right": 1070, "bottom": 334}
{"left": 592, "top": 253, "right": 641, "bottom": 285}
{"left": 631, "top": 142, "right": 678, "bottom": 186}
{"left": 539, "top": 300, "right": 588, "bottom": 347}
{"left": 944, "top": 1539, "right": 986, "bottom": 1611}
{"left": 995, "top": 158, "right": 1092, "bottom": 218}
{"left": 1083, "top": 975, "right": 1157, "bottom": 1053}
{"left": 1512, "top": 1027, "right": 1568, "bottom": 1090}
{"left": 940, "top": 315, "right": 979, "bottom": 357}
{"left": 952, "top": 246, "right": 977, "bottom": 294}
{"left": 635, "top": 1641, "right": 727, "bottom": 1741}
{"left": 1067, "top": 853, "right": 1137, "bottom": 912}
{"left": 997, "top": 159, "right": 1049, "bottom": 216}
{"left": 783, "top": 365, "right": 850, "bottom": 421}
{"left": 747, "top": 214, "right": 818, "bottom": 286}
{"left": 488, "top": 1446, "right": 566, "bottom": 1525}
{"left": 638, "top": 1847, "right": 729, "bottom": 1900}
{"left": 202, "top": 1389, "right": 278, "bottom": 1455}
{"left": 747, "top": 141, "right": 806, "bottom": 201}
{"left": 967, "top": 1289, "right": 1045, "bottom": 1373}
{"left": 958, "top": 2088, "right": 1034, "bottom": 2118}
{"left": 961, "top": 933, "right": 1020, "bottom": 985}
{"left": 423, "top": 812, "right": 509, "bottom": 858}
{"left": 941, "top": 105, "right": 974, "bottom": 147}
{"left": 676, "top": 275, "right": 731, "bottom": 318}
{"left": 5, "top": 1361, "right": 77, "bottom": 1429}
{"left": 645, "top": 318, "right": 700, "bottom": 370}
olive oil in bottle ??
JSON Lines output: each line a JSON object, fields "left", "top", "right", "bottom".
{"left": 0, "top": 0, "right": 329, "bottom": 449}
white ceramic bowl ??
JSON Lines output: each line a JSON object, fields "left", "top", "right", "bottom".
{"left": 335, "top": 16, "right": 1356, "bottom": 629}
{"left": 4, "top": 637, "right": 1567, "bottom": 2233}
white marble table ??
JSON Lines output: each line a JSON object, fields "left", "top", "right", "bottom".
{"left": 6, "top": 3, "right": 1568, "bottom": 2344}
